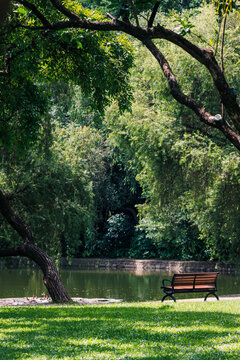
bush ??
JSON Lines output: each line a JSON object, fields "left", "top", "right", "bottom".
{"left": 128, "top": 229, "right": 157, "bottom": 259}
{"left": 84, "top": 213, "right": 135, "bottom": 258}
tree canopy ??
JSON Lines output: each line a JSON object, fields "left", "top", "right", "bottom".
{"left": 1, "top": 1, "right": 240, "bottom": 301}
{"left": 1, "top": 0, "right": 238, "bottom": 151}
{"left": 0, "top": 1, "right": 134, "bottom": 154}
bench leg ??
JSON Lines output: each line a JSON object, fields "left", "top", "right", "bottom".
{"left": 204, "top": 292, "right": 219, "bottom": 301}
{"left": 162, "top": 293, "right": 176, "bottom": 302}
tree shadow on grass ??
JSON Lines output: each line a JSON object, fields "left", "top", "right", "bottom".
{"left": 0, "top": 303, "right": 240, "bottom": 359}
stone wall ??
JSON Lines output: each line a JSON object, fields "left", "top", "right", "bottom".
{"left": 0, "top": 257, "right": 237, "bottom": 274}
{"left": 60, "top": 258, "right": 237, "bottom": 274}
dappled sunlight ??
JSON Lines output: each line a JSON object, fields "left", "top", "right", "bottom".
{"left": 0, "top": 302, "right": 240, "bottom": 359}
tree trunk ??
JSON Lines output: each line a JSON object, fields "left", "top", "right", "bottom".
{"left": 0, "top": 0, "right": 11, "bottom": 28}
{"left": 0, "top": 242, "right": 71, "bottom": 302}
{"left": 0, "top": 190, "right": 72, "bottom": 303}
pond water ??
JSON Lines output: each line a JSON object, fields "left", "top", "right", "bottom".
{"left": 0, "top": 269, "right": 240, "bottom": 301}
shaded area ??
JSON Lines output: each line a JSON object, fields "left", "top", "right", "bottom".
{"left": 0, "top": 302, "right": 240, "bottom": 359}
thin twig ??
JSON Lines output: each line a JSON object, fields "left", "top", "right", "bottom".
{"left": 129, "top": 0, "right": 139, "bottom": 27}
{"left": 220, "top": 14, "right": 227, "bottom": 119}
{"left": 49, "top": 0, "right": 81, "bottom": 21}
{"left": 214, "top": 19, "right": 222, "bottom": 56}
{"left": 148, "top": 1, "right": 160, "bottom": 28}
{"left": 220, "top": 14, "right": 227, "bottom": 74}
{"left": 106, "top": 12, "right": 115, "bottom": 21}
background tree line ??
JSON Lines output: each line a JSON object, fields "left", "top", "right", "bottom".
{"left": 1, "top": 0, "right": 240, "bottom": 302}
{"left": 1, "top": 4, "right": 240, "bottom": 264}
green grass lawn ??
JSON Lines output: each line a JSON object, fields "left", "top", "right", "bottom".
{"left": 0, "top": 300, "right": 240, "bottom": 359}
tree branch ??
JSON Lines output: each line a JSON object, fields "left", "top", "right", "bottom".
{"left": 0, "top": 242, "right": 72, "bottom": 302}
{"left": 148, "top": 1, "right": 160, "bottom": 28}
{"left": 0, "top": 189, "right": 34, "bottom": 242}
{"left": 220, "top": 15, "right": 227, "bottom": 74}
{"left": 148, "top": 25, "right": 240, "bottom": 132}
{"left": 0, "top": 246, "right": 20, "bottom": 257}
{"left": 142, "top": 39, "right": 240, "bottom": 151}
{"left": 49, "top": 0, "right": 81, "bottom": 21}
{"left": 18, "top": 18, "right": 125, "bottom": 32}
{"left": 129, "top": 0, "right": 139, "bottom": 27}
{"left": 13, "top": 0, "right": 240, "bottom": 149}
{"left": 0, "top": 46, "right": 29, "bottom": 76}
{"left": 0, "top": 51, "right": 10, "bottom": 76}
{"left": 18, "top": 0, "right": 53, "bottom": 27}
{"left": 220, "top": 14, "right": 227, "bottom": 119}
{"left": 142, "top": 39, "right": 214, "bottom": 126}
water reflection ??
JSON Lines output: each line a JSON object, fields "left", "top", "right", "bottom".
{"left": 0, "top": 269, "right": 240, "bottom": 301}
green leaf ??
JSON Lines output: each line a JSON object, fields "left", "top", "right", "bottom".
{"left": 76, "top": 40, "right": 83, "bottom": 49}
{"left": 17, "top": 7, "right": 27, "bottom": 16}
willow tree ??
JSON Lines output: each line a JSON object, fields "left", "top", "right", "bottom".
{"left": 0, "top": 0, "right": 133, "bottom": 302}
{"left": 1, "top": 0, "right": 240, "bottom": 301}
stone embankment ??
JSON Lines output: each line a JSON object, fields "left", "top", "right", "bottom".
{"left": 1, "top": 257, "right": 238, "bottom": 274}
{"left": 60, "top": 258, "right": 237, "bottom": 275}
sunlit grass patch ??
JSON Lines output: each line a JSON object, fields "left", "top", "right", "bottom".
{"left": 0, "top": 300, "right": 240, "bottom": 359}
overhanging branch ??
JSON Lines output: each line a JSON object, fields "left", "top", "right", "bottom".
{"left": 142, "top": 39, "right": 240, "bottom": 150}
{"left": 129, "top": 0, "right": 139, "bottom": 27}
{"left": 49, "top": 0, "right": 81, "bottom": 21}
{"left": 12, "top": 0, "right": 240, "bottom": 149}
{"left": 18, "top": 0, "right": 53, "bottom": 27}
{"left": 0, "top": 190, "right": 34, "bottom": 242}
{"left": 142, "top": 39, "right": 215, "bottom": 126}
{"left": 148, "top": 1, "right": 160, "bottom": 28}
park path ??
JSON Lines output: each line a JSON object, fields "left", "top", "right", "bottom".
{"left": 0, "top": 297, "right": 122, "bottom": 306}
{"left": 0, "top": 295, "right": 240, "bottom": 306}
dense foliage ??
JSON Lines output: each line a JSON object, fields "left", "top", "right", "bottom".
{"left": 0, "top": 2, "right": 133, "bottom": 153}
{"left": 105, "top": 6, "right": 240, "bottom": 262}
{"left": 84, "top": 0, "right": 202, "bottom": 18}
{"left": 0, "top": 120, "right": 138, "bottom": 260}
{"left": 1, "top": 3, "right": 240, "bottom": 264}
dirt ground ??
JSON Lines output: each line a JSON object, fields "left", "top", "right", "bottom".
{"left": 0, "top": 295, "right": 240, "bottom": 306}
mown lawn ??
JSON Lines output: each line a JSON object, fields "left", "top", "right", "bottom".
{"left": 0, "top": 300, "right": 240, "bottom": 359}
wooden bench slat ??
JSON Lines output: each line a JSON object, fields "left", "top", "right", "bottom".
{"left": 173, "top": 272, "right": 218, "bottom": 275}
{"left": 164, "top": 285, "right": 215, "bottom": 290}
{"left": 195, "top": 285, "right": 215, "bottom": 289}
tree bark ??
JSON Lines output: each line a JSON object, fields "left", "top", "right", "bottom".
{"left": 0, "top": 190, "right": 72, "bottom": 303}
{"left": 0, "top": 0, "right": 11, "bottom": 28}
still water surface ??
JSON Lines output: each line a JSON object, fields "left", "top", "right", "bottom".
{"left": 0, "top": 269, "right": 240, "bottom": 301}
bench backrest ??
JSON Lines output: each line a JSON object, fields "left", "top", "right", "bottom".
{"left": 172, "top": 272, "right": 218, "bottom": 289}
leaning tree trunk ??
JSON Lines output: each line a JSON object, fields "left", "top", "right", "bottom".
{"left": 0, "top": 0, "right": 11, "bottom": 28}
{"left": 0, "top": 189, "right": 71, "bottom": 303}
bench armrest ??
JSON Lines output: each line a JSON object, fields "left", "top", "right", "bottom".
{"left": 162, "top": 279, "right": 172, "bottom": 288}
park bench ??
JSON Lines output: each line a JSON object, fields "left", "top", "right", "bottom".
{"left": 161, "top": 272, "right": 219, "bottom": 302}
